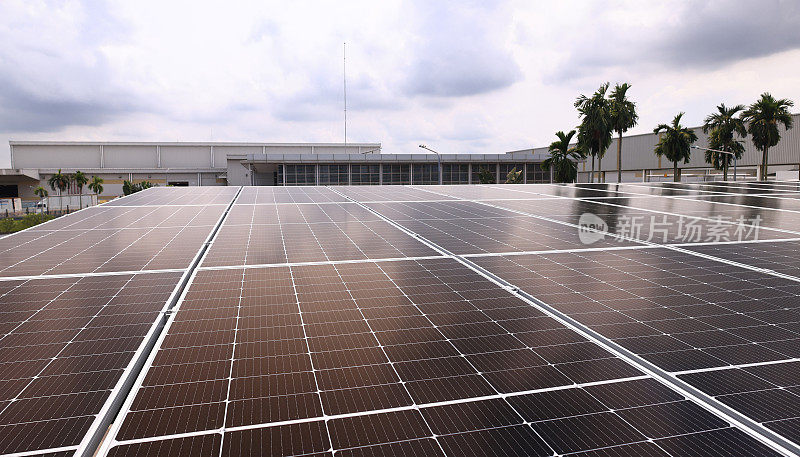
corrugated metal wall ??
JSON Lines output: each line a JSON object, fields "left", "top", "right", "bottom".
{"left": 596, "top": 113, "right": 800, "bottom": 171}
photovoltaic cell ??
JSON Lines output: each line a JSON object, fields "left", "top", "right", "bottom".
{"left": 0, "top": 272, "right": 183, "bottom": 456}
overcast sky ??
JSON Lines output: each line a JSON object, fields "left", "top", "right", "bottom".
{"left": 1, "top": 0, "right": 799, "bottom": 168}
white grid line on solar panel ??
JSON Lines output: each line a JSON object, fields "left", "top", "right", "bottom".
{"left": 471, "top": 249, "right": 800, "bottom": 371}
{"left": 551, "top": 182, "right": 800, "bottom": 218}
{"left": 460, "top": 237, "right": 800, "bottom": 260}
{"left": 618, "top": 183, "right": 800, "bottom": 211}
{"left": 0, "top": 272, "right": 183, "bottom": 456}
{"left": 102, "top": 186, "right": 240, "bottom": 207}
{"left": 104, "top": 258, "right": 680, "bottom": 448}
{"left": 484, "top": 183, "right": 800, "bottom": 235}
{"left": 4, "top": 206, "right": 224, "bottom": 232}
{"left": 685, "top": 240, "right": 800, "bottom": 279}
{"left": 202, "top": 204, "right": 437, "bottom": 267}
{"left": 197, "top": 255, "right": 447, "bottom": 272}
{"left": 235, "top": 186, "right": 351, "bottom": 204}
{"left": 331, "top": 186, "right": 460, "bottom": 203}
{"left": 0, "top": 267, "right": 187, "bottom": 283}
{"left": 675, "top": 357, "right": 800, "bottom": 376}
{"left": 480, "top": 194, "right": 799, "bottom": 242}
{"left": 360, "top": 200, "right": 643, "bottom": 255}
{"left": 645, "top": 181, "right": 800, "bottom": 194}
{"left": 103, "top": 377, "right": 785, "bottom": 457}
{"left": 0, "top": 207, "right": 224, "bottom": 277}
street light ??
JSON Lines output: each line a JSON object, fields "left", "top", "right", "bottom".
{"left": 691, "top": 145, "right": 737, "bottom": 181}
{"left": 418, "top": 144, "right": 443, "bottom": 185}
{"left": 360, "top": 147, "right": 381, "bottom": 155}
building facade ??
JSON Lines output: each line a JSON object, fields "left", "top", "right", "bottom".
{"left": 2, "top": 142, "right": 550, "bottom": 200}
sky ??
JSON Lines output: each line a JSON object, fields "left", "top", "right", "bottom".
{"left": 1, "top": 0, "right": 799, "bottom": 168}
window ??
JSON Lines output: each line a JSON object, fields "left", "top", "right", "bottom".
{"left": 442, "top": 164, "right": 469, "bottom": 185}
{"left": 278, "top": 164, "right": 316, "bottom": 185}
{"left": 527, "top": 163, "right": 550, "bottom": 183}
{"left": 351, "top": 164, "right": 380, "bottom": 185}
{"left": 499, "top": 164, "right": 525, "bottom": 184}
{"left": 319, "top": 164, "right": 349, "bottom": 185}
{"left": 168, "top": 181, "right": 189, "bottom": 187}
{"left": 471, "top": 163, "right": 497, "bottom": 184}
{"left": 383, "top": 164, "right": 410, "bottom": 185}
{"left": 412, "top": 164, "right": 439, "bottom": 185}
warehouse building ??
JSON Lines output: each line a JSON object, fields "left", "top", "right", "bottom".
{"left": 1, "top": 142, "right": 551, "bottom": 201}
{"left": 1, "top": 112, "right": 798, "bottom": 203}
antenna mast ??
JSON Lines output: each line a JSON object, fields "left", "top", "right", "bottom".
{"left": 343, "top": 42, "right": 347, "bottom": 154}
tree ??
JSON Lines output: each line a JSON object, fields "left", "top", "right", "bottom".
{"left": 608, "top": 83, "right": 638, "bottom": 183}
{"left": 33, "top": 186, "right": 48, "bottom": 213}
{"left": 702, "top": 104, "right": 747, "bottom": 181}
{"left": 653, "top": 113, "right": 698, "bottom": 182}
{"left": 742, "top": 93, "right": 794, "bottom": 181}
{"left": 542, "top": 130, "right": 584, "bottom": 183}
{"left": 88, "top": 176, "right": 104, "bottom": 203}
{"left": 123, "top": 180, "right": 157, "bottom": 195}
{"left": 505, "top": 167, "right": 523, "bottom": 184}
{"left": 73, "top": 171, "right": 88, "bottom": 209}
{"left": 575, "top": 83, "right": 612, "bottom": 183}
{"left": 477, "top": 167, "right": 496, "bottom": 184}
{"left": 47, "top": 169, "right": 70, "bottom": 212}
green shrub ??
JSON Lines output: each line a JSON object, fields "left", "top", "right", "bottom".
{"left": 0, "top": 213, "right": 55, "bottom": 233}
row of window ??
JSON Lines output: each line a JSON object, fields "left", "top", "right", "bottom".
{"left": 276, "top": 163, "right": 551, "bottom": 185}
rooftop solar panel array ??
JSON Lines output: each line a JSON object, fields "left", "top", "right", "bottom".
{"left": 6, "top": 182, "right": 800, "bottom": 456}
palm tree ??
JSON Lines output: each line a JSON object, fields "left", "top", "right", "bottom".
{"left": 575, "top": 83, "right": 612, "bottom": 183}
{"left": 505, "top": 167, "right": 523, "bottom": 184}
{"left": 73, "top": 171, "right": 88, "bottom": 209}
{"left": 654, "top": 113, "right": 698, "bottom": 182}
{"left": 88, "top": 176, "right": 104, "bottom": 204}
{"left": 33, "top": 186, "right": 48, "bottom": 213}
{"left": 542, "top": 130, "right": 584, "bottom": 183}
{"left": 702, "top": 104, "right": 747, "bottom": 181}
{"left": 47, "top": 169, "right": 70, "bottom": 212}
{"left": 742, "top": 93, "right": 794, "bottom": 181}
{"left": 608, "top": 83, "right": 638, "bottom": 183}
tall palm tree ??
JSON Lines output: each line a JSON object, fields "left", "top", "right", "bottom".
{"left": 73, "top": 171, "right": 88, "bottom": 209}
{"left": 742, "top": 93, "right": 794, "bottom": 180}
{"left": 575, "top": 83, "right": 612, "bottom": 183}
{"left": 33, "top": 186, "right": 48, "bottom": 213}
{"left": 542, "top": 130, "right": 584, "bottom": 183}
{"left": 608, "top": 83, "right": 638, "bottom": 183}
{"left": 654, "top": 113, "right": 698, "bottom": 182}
{"left": 88, "top": 176, "right": 104, "bottom": 204}
{"left": 702, "top": 104, "right": 747, "bottom": 181}
{"left": 47, "top": 169, "right": 69, "bottom": 212}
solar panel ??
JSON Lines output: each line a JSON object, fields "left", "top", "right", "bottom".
{"left": 0, "top": 272, "right": 184, "bottom": 456}
{"left": 6, "top": 183, "right": 800, "bottom": 456}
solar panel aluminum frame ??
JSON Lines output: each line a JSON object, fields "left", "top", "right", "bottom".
{"left": 74, "top": 186, "right": 242, "bottom": 457}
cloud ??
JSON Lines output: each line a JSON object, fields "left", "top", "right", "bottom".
{"left": 549, "top": 0, "right": 800, "bottom": 81}
{"left": 401, "top": 0, "right": 522, "bottom": 97}
{"left": 0, "top": 0, "right": 145, "bottom": 131}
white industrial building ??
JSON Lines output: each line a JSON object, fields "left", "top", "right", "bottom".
{"left": 1, "top": 113, "right": 798, "bottom": 205}
{"left": 1, "top": 142, "right": 551, "bottom": 202}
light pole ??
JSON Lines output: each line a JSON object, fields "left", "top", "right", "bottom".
{"left": 692, "top": 145, "right": 737, "bottom": 181}
{"left": 418, "top": 144, "right": 442, "bottom": 185}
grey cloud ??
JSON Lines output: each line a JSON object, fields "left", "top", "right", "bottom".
{"left": 0, "top": 1, "right": 144, "bottom": 132}
{"left": 401, "top": 0, "right": 521, "bottom": 97}
{"left": 551, "top": 0, "right": 800, "bottom": 81}
{"left": 273, "top": 73, "right": 403, "bottom": 122}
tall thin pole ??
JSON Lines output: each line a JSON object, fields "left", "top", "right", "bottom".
{"left": 343, "top": 42, "right": 347, "bottom": 154}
